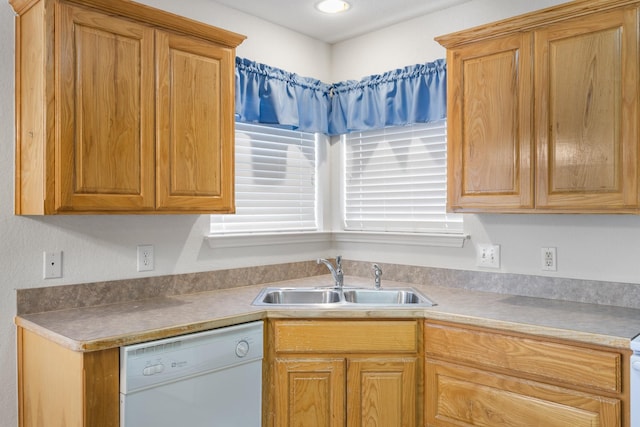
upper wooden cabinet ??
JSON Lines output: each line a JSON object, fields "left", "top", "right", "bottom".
{"left": 437, "top": 0, "right": 640, "bottom": 213}
{"left": 11, "top": 0, "right": 244, "bottom": 214}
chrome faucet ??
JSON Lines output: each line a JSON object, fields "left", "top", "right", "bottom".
{"left": 373, "top": 264, "right": 383, "bottom": 289}
{"left": 317, "top": 256, "right": 344, "bottom": 289}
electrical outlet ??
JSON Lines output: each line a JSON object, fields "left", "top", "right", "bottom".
{"left": 541, "top": 247, "right": 557, "bottom": 271}
{"left": 43, "top": 251, "right": 62, "bottom": 279}
{"left": 137, "top": 245, "right": 154, "bottom": 272}
{"left": 476, "top": 244, "right": 500, "bottom": 269}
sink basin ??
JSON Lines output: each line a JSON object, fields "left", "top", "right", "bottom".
{"left": 252, "top": 286, "right": 436, "bottom": 307}
{"left": 254, "top": 288, "right": 341, "bottom": 305}
{"left": 343, "top": 288, "right": 435, "bottom": 306}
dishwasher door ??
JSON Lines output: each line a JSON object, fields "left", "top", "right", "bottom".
{"left": 120, "top": 321, "right": 263, "bottom": 427}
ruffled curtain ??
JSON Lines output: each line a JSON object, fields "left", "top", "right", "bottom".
{"left": 328, "top": 59, "right": 447, "bottom": 135}
{"left": 235, "top": 57, "right": 331, "bottom": 134}
{"left": 234, "top": 57, "right": 447, "bottom": 136}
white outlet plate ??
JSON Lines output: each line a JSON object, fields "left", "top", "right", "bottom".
{"left": 43, "top": 251, "right": 62, "bottom": 279}
{"left": 541, "top": 247, "right": 557, "bottom": 271}
{"left": 137, "top": 245, "right": 154, "bottom": 272}
{"left": 476, "top": 244, "right": 500, "bottom": 269}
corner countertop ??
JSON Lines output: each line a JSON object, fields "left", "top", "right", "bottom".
{"left": 15, "top": 275, "right": 640, "bottom": 352}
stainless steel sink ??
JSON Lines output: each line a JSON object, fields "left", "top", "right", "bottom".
{"left": 252, "top": 287, "right": 435, "bottom": 307}
{"left": 254, "top": 288, "right": 342, "bottom": 305}
{"left": 342, "top": 288, "right": 435, "bottom": 305}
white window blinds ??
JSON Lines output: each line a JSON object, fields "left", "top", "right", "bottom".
{"left": 343, "top": 120, "right": 463, "bottom": 233}
{"left": 210, "top": 122, "right": 317, "bottom": 234}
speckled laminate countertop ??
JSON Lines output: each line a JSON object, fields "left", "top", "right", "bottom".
{"left": 15, "top": 275, "right": 640, "bottom": 352}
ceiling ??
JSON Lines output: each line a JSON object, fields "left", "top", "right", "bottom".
{"left": 212, "top": 0, "right": 473, "bottom": 44}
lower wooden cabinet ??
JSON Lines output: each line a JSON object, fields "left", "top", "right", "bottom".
{"left": 15, "top": 317, "right": 630, "bottom": 427}
{"left": 426, "top": 360, "right": 620, "bottom": 427}
{"left": 268, "top": 320, "right": 421, "bottom": 427}
{"left": 424, "top": 321, "right": 629, "bottom": 427}
{"left": 17, "top": 327, "right": 119, "bottom": 427}
{"left": 274, "top": 358, "right": 346, "bottom": 427}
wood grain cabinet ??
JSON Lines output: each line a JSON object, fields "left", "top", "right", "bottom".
{"left": 424, "top": 321, "right": 630, "bottom": 427}
{"left": 267, "top": 320, "right": 422, "bottom": 427}
{"left": 10, "top": 0, "right": 244, "bottom": 214}
{"left": 437, "top": 0, "right": 640, "bottom": 213}
{"left": 17, "top": 327, "right": 120, "bottom": 427}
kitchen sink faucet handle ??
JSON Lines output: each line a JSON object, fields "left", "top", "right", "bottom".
{"left": 373, "top": 264, "right": 383, "bottom": 289}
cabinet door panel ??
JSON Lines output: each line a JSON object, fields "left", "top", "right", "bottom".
{"left": 57, "top": 3, "right": 155, "bottom": 211}
{"left": 274, "top": 359, "right": 346, "bottom": 427}
{"left": 536, "top": 8, "right": 639, "bottom": 210}
{"left": 447, "top": 33, "right": 533, "bottom": 211}
{"left": 156, "top": 31, "right": 235, "bottom": 212}
{"left": 425, "top": 360, "right": 620, "bottom": 427}
{"left": 348, "top": 358, "right": 417, "bottom": 427}
{"left": 424, "top": 322, "right": 621, "bottom": 393}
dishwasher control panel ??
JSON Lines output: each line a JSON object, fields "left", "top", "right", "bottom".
{"left": 120, "top": 321, "right": 264, "bottom": 393}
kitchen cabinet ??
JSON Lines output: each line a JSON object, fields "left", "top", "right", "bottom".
{"left": 17, "top": 327, "right": 119, "bottom": 427}
{"left": 437, "top": 0, "right": 640, "bottom": 213}
{"left": 10, "top": 0, "right": 244, "bottom": 214}
{"left": 424, "top": 321, "right": 629, "bottom": 427}
{"left": 267, "top": 319, "right": 421, "bottom": 427}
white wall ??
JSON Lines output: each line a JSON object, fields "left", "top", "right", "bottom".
{"left": 330, "top": 0, "right": 640, "bottom": 285}
{"left": 2, "top": 0, "right": 640, "bottom": 425}
{"left": 137, "top": 0, "right": 333, "bottom": 82}
{"left": 331, "top": 0, "right": 569, "bottom": 81}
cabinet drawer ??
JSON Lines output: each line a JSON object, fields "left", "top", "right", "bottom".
{"left": 425, "top": 360, "right": 620, "bottom": 427}
{"left": 273, "top": 320, "right": 418, "bottom": 353}
{"left": 425, "top": 322, "right": 621, "bottom": 393}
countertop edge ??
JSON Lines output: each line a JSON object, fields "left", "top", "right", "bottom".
{"left": 15, "top": 306, "right": 634, "bottom": 353}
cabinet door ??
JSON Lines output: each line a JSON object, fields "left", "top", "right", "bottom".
{"left": 347, "top": 358, "right": 417, "bottom": 427}
{"left": 425, "top": 360, "right": 620, "bottom": 427}
{"left": 156, "top": 30, "right": 235, "bottom": 212}
{"left": 57, "top": 3, "right": 155, "bottom": 212}
{"left": 274, "top": 358, "right": 346, "bottom": 427}
{"left": 446, "top": 33, "right": 533, "bottom": 212}
{"left": 535, "top": 7, "right": 639, "bottom": 210}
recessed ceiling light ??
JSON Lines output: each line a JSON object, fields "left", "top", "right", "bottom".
{"left": 315, "top": 0, "right": 351, "bottom": 14}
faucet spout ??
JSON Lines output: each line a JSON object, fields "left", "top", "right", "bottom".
{"left": 317, "top": 256, "right": 344, "bottom": 289}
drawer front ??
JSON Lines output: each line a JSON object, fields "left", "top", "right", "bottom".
{"left": 425, "top": 322, "right": 621, "bottom": 393}
{"left": 425, "top": 360, "right": 620, "bottom": 427}
{"left": 273, "top": 320, "right": 418, "bottom": 353}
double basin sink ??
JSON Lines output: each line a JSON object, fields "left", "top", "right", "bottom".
{"left": 252, "top": 286, "right": 436, "bottom": 307}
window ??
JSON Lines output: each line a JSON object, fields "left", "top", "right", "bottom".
{"left": 210, "top": 122, "right": 318, "bottom": 235}
{"left": 343, "top": 120, "right": 462, "bottom": 234}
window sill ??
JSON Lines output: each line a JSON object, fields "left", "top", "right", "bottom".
{"left": 333, "top": 231, "right": 469, "bottom": 248}
{"left": 205, "top": 231, "right": 469, "bottom": 249}
{"left": 205, "top": 231, "right": 332, "bottom": 249}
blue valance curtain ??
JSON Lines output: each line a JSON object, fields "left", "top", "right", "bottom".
{"left": 328, "top": 59, "right": 446, "bottom": 135}
{"left": 235, "top": 57, "right": 331, "bottom": 134}
{"left": 234, "top": 57, "right": 447, "bottom": 136}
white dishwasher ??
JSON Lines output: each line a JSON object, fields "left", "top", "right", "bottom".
{"left": 120, "top": 320, "right": 263, "bottom": 427}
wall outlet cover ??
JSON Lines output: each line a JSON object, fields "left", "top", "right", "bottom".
{"left": 137, "top": 245, "right": 154, "bottom": 272}
{"left": 476, "top": 244, "right": 500, "bottom": 269}
{"left": 541, "top": 247, "right": 557, "bottom": 271}
{"left": 43, "top": 251, "right": 62, "bottom": 279}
